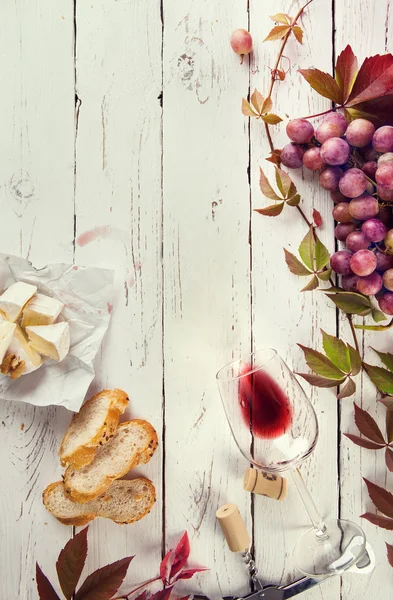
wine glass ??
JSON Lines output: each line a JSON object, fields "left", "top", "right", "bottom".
{"left": 216, "top": 348, "right": 367, "bottom": 577}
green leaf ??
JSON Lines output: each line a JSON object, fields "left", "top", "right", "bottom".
{"left": 318, "top": 268, "right": 332, "bottom": 281}
{"left": 275, "top": 167, "right": 292, "bottom": 197}
{"left": 254, "top": 202, "right": 284, "bottom": 217}
{"left": 298, "top": 227, "right": 315, "bottom": 270}
{"left": 354, "top": 402, "right": 386, "bottom": 444}
{"left": 379, "top": 395, "right": 393, "bottom": 410}
{"left": 321, "top": 330, "right": 351, "bottom": 373}
{"left": 261, "top": 113, "right": 283, "bottom": 124}
{"left": 298, "top": 344, "right": 346, "bottom": 379}
{"left": 301, "top": 275, "right": 319, "bottom": 292}
{"left": 74, "top": 557, "right": 134, "bottom": 600}
{"left": 298, "top": 68, "right": 343, "bottom": 104}
{"left": 372, "top": 348, "right": 393, "bottom": 372}
{"left": 325, "top": 291, "right": 371, "bottom": 315}
{"left": 364, "top": 364, "right": 393, "bottom": 395}
{"left": 36, "top": 564, "right": 61, "bottom": 600}
{"left": 348, "top": 344, "right": 362, "bottom": 375}
{"left": 259, "top": 167, "right": 282, "bottom": 201}
{"left": 284, "top": 249, "right": 312, "bottom": 276}
{"left": 337, "top": 377, "right": 356, "bottom": 399}
{"left": 355, "top": 317, "right": 393, "bottom": 331}
{"left": 286, "top": 194, "right": 301, "bottom": 206}
{"left": 315, "top": 237, "right": 330, "bottom": 270}
{"left": 296, "top": 372, "right": 345, "bottom": 388}
{"left": 372, "top": 309, "right": 387, "bottom": 323}
{"left": 56, "top": 528, "right": 88, "bottom": 600}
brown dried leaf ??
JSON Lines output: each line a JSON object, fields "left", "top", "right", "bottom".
{"left": 337, "top": 378, "right": 356, "bottom": 399}
{"left": 292, "top": 26, "right": 303, "bottom": 44}
{"left": 254, "top": 202, "right": 284, "bottom": 217}
{"left": 241, "top": 98, "right": 258, "bottom": 118}
{"left": 270, "top": 13, "right": 290, "bottom": 25}
{"left": 261, "top": 97, "right": 273, "bottom": 114}
{"left": 261, "top": 113, "right": 283, "bottom": 125}
{"left": 250, "top": 89, "right": 265, "bottom": 114}
{"left": 264, "top": 25, "right": 290, "bottom": 42}
{"left": 354, "top": 402, "right": 386, "bottom": 444}
{"left": 266, "top": 149, "right": 282, "bottom": 166}
{"left": 361, "top": 512, "right": 393, "bottom": 530}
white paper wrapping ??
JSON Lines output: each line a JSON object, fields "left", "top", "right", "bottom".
{"left": 0, "top": 253, "right": 114, "bottom": 411}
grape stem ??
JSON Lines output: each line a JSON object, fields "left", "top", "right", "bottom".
{"left": 299, "top": 107, "right": 338, "bottom": 120}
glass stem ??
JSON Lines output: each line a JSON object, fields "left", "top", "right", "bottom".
{"left": 291, "top": 468, "right": 328, "bottom": 538}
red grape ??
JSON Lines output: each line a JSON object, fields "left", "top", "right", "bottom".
{"left": 334, "top": 223, "right": 357, "bottom": 241}
{"left": 319, "top": 167, "right": 343, "bottom": 191}
{"left": 345, "top": 118, "right": 375, "bottom": 148}
{"left": 348, "top": 193, "right": 379, "bottom": 220}
{"left": 342, "top": 274, "right": 359, "bottom": 292}
{"left": 286, "top": 119, "right": 314, "bottom": 144}
{"left": 377, "top": 184, "right": 393, "bottom": 202}
{"left": 230, "top": 29, "right": 253, "bottom": 57}
{"left": 362, "top": 161, "right": 378, "bottom": 179}
{"left": 346, "top": 230, "right": 370, "bottom": 252}
{"left": 366, "top": 180, "right": 375, "bottom": 195}
{"left": 357, "top": 272, "right": 383, "bottom": 295}
{"left": 338, "top": 168, "right": 367, "bottom": 198}
{"left": 331, "top": 250, "right": 353, "bottom": 275}
{"left": 383, "top": 268, "right": 393, "bottom": 291}
{"left": 373, "top": 126, "right": 393, "bottom": 153}
{"left": 280, "top": 143, "right": 304, "bottom": 168}
{"left": 331, "top": 190, "right": 349, "bottom": 203}
{"left": 315, "top": 122, "right": 341, "bottom": 144}
{"left": 385, "top": 229, "right": 393, "bottom": 253}
{"left": 303, "top": 147, "right": 324, "bottom": 170}
{"left": 362, "top": 146, "right": 378, "bottom": 162}
{"left": 323, "top": 112, "right": 347, "bottom": 136}
{"left": 375, "top": 250, "right": 393, "bottom": 272}
{"left": 378, "top": 292, "right": 393, "bottom": 315}
{"left": 333, "top": 202, "right": 352, "bottom": 223}
{"left": 379, "top": 206, "right": 393, "bottom": 227}
{"left": 350, "top": 249, "right": 377, "bottom": 276}
{"left": 361, "top": 218, "right": 387, "bottom": 242}
{"left": 320, "top": 137, "right": 350, "bottom": 166}
{"left": 378, "top": 152, "right": 393, "bottom": 166}
{"left": 376, "top": 163, "right": 393, "bottom": 190}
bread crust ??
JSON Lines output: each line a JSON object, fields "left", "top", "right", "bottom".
{"left": 63, "top": 419, "right": 158, "bottom": 503}
{"left": 43, "top": 479, "right": 156, "bottom": 526}
{"left": 59, "top": 389, "right": 129, "bottom": 469}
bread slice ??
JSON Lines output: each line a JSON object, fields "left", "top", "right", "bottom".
{"left": 59, "top": 389, "right": 129, "bottom": 469}
{"left": 63, "top": 420, "right": 158, "bottom": 503}
{"left": 43, "top": 478, "right": 156, "bottom": 526}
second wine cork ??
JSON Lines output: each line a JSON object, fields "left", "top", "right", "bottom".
{"left": 216, "top": 503, "right": 250, "bottom": 553}
{"left": 244, "top": 468, "right": 287, "bottom": 500}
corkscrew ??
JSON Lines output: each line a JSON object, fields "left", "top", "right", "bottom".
{"left": 216, "top": 503, "right": 375, "bottom": 600}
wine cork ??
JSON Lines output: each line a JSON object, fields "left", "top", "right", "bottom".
{"left": 216, "top": 503, "right": 250, "bottom": 552}
{"left": 243, "top": 468, "right": 287, "bottom": 501}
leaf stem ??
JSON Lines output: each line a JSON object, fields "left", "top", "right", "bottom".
{"left": 347, "top": 314, "right": 360, "bottom": 354}
{"left": 299, "top": 107, "right": 337, "bottom": 120}
{"left": 113, "top": 576, "right": 162, "bottom": 600}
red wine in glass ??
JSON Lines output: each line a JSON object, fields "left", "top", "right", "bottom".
{"left": 238, "top": 365, "right": 293, "bottom": 439}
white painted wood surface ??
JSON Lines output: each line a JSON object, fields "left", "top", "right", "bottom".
{"left": 0, "top": 0, "right": 391, "bottom": 599}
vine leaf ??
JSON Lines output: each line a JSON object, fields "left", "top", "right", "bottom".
{"left": 74, "top": 557, "right": 134, "bottom": 600}
{"left": 257, "top": 167, "right": 299, "bottom": 216}
{"left": 321, "top": 329, "right": 350, "bottom": 373}
{"left": 300, "top": 275, "right": 319, "bottom": 292}
{"left": 36, "top": 564, "right": 61, "bottom": 600}
{"left": 298, "top": 227, "right": 315, "bottom": 270}
{"left": 242, "top": 91, "right": 282, "bottom": 124}
{"left": 241, "top": 98, "right": 258, "bottom": 117}
{"left": 348, "top": 344, "right": 362, "bottom": 375}
{"left": 317, "top": 268, "right": 332, "bottom": 281}
{"left": 379, "top": 395, "right": 393, "bottom": 410}
{"left": 275, "top": 167, "right": 293, "bottom": 197}
{"left": 262, "top": 113, "right": 283, "bottom": 124}
{"left": 286, "top": 194, "right": 301, "bottom": 206}
{"left": 259, "top": 167, "right": 282, "bottom": 201}
{"left": 255, "top": 203, "right": 284, "bottom": 217}
{"left": 386, "top": 543, "right": 393, "bottom": 567}
{"left": 363, "top": 364, "right": 393, "bottom": 395}
{"left": 169, "top": 532, "right": 190, "bottom": 579}
{"left": 337, "top": 377, "right": 356, "bottom": 399}
{"left": 292, "top": 26, "right": 303, "bottom": 45}
{"left": 266, "top": 149, "right": 282, "bottom": 166}
{"left": 298, "top": 68, "right": 342, "bottom": 104}
{"left": 363, "top": 478, "right": 393, "bottom": 519}
{"left": 325, "top": 290, "right": 372, "bottom": 316}
{"left": 347, "top": 54, "right": 393, "bottom": 106}
{"left": 335, "top": 45, "right": 359, "bottom": 103}
{"left": 313, "top": 208, "right": 323, "bottom": 227}
{"left": 371, "top": 309, "right": 387, "bottom": 323}
{"left": 371, "top": 348, "right": 393, "bottom": 372}
{"left": 344, "top": 433, "right": 384, "bottom": 449}
{"left": 361, "top": 513, "right": 393, "bottom": 530}
{"left": 56, "top": 527, "right": 88, "bottom": 600}
{"left": 264, "top": 25, "right": 291, "bottom": 42}
{"left": 270, "top": 13, "right": 290, "bottom": 25}
{"left": 297, "top": 345, "right": 347, "bottom": 379}
{"left": 296, "top": 373, "right": 345, "bottom": 388}
{"left": 315, "top": 237, "right": 330, "bottom": 270}
{"left": 387, "top": 410, "right": 393, "bottom": 443}
{"left": 355, "top": 317, "right": 393, "bottom": 331}
{"left": 284, "top": 249, "right": 312, "bottom": 276}
{"left": 353, "top": 402, "right": 386, "bottom": 445}
{"left": 386, "top": 447, "right": 393, "bottom": 472}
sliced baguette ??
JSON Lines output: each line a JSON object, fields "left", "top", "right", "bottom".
{"left": 43, "top": 478, "right": 156, "bottom": 526}
{"left": 59, "top": 389, "right": 129, "bottom": 469}
{"left": 63, "top": 420, "right": 158, "bottom": 503}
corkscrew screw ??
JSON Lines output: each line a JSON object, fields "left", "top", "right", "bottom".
{"left": 216, "top": 503, "right": 375, "bottom": 600}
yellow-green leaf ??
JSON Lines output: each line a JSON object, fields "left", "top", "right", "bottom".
{"left": 284, "top": 249, "right": 312, "bottom": 276}
{"left": 318, "top": 268, "right": 332, "bottom": 281}
{"left": 292, "top": 25, "right": 303, "bottom": 44}
{"left": 325, "top": 291, "right": 371, "bottom": 315}
{"left": 270, "top": 13, "right": 290, "bottom": 24}
{"left": 355, "top": 317, "right": 393, "bottom": 331}
{"left": 259, "top": 167, "right": 282, "bottom": 201}
{"left": 298, "top": 344, "right": 346, "bottom": 379}
{"left": 298, "top": 68, "right": 343, "bottom": 104}
{"left": 348, "top": 344, "right": 362, "bottom": 375}
{"left": 372, "top": 348, "right": 393, "bottom": 372}
{"left": 261, "top": 113, "right": 283, "bottom": 125}
{"left": 301, "top": 275, "right": 319, "bottom": 292}
{"left": 372, "top": 309, "right": 387, "bottom": 323}
{"left": 286, "top": 194, "right": 301, "bottom": 206}
{"left": 364, "top": 364, "right": 393, "bottom": 395}
{"left": 275, "top": 167, "right": 293, "bottom": 197}
{"left": 298, "top": 227, "right": 315, "bottom": 271}
{"left": 296, "top": 372, "right": 345, "bottom": 388}
{"left": 254, "top": 202, "right": 284, "bottom": 217}
{"left": 264, "top": 25, "right": 290, "bottom": 42}
{"left": 321, "top": 330, "right": 351, "bottom": 373}
{"left": 242, "top": 98, "right": 258, "bottom": 117}
{"left": 315, "top": 237, "right": 330, "bottom": 270}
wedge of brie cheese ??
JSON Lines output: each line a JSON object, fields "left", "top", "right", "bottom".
{"left": 22, "top": 293, "right": 64, "bottom": 327}
{"left": 7, "top": 325, "right": 43, "bottom": 374}
{"left": 26, "top": 322, "right": 70, "bottom": 362}
{"left": 0, "top": 281, "right": 37, "bottom": 322}
{"left": 0, "top": 322, "right": 17, "bottom": 364}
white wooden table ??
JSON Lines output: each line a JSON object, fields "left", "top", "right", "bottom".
{"left": 0, "top": 0, "right": 392, "bottom": 598}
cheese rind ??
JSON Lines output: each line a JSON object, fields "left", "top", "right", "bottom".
{"left": 22, "top": 293, "right": 64, "bottom": 327}
{"left": 7, "top": 325, "right": 43, "bottom": 374}
{"left": 0, "top": 322, "right": 17, "bottom": 364}
{"left": 0, "top": 282, "right": 37, "bottom": 322}
{"left": 26, "top": 322, "right": 70, "bottom": 362}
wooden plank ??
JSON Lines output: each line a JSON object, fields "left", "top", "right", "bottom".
{"left": 249, "top": 1, "right": 340, "bottom": 596}
{"left": 0, "top": 1, "right": 75, "bottom": 597}
{"left": 73, "top": 0, "right": 164, "bottom": 591}
{"left": 335, "top": 1, "right": 393, "bottom": 597}
{"left": 162, "top": 1, "right": 253, "bottom": 597}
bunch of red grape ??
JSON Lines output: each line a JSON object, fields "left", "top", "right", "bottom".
{"left": 282, "top": 114, "right": 393, "bottom": 315}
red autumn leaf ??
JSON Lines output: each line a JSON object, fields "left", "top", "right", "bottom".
{"left": 150, "top": 587, "right": 173, "bottom": 600}
{"left": 363, "top": 478, "right": 393, "bottom": 518}
{"left": 36, "top": 564, "right": 61, "bottom": 600}
{"left": 349, "top": 94, "right": 393, "bottom": 125}
{"left": 160, "top": 550, "right": 174, "bottom": 584}
{"left": 347, "top": 53, "right": 393, "bottom": 106}
{"left": 266, "top": 149, "right": 282, "bottom": 166}
{"left": 135, "top": 593, "right": 148, "bottom": 600}
{"left": 298, "top": 68, "right": 342, "bottom": 104}
{"left": 387, "top": 543, "right": 393, "bottom": 567}
{"left": 254, "top": 203, "right": 284, "bottom": 217}
{"left": 386, "top": 447, "right": 393, "bottom": 472}
{"left": 344, "top": 433, "right": 385, "bottom": 450}
{"left": 170, "top": 532, "right": 190, "bottom": 579}
{"left": 354, "top": 402, "right": 386, "bottom": 445}
{"left": 174, "top": 568, "right": 209, "bottom": 581}
{"left": 387, "top": 409, "right": 393, "bottom": 443}
{"left": 312, "top": 209, "right": 323, "bottom": 227}
{"left": 335, "top": 45, "right": 358, "bottom": 103}
{"left": 361, "top": 512, "right": 393, "bottom": 530}
{"left": 56, "top": 528, "right": 88, "bottom": 600}
{"left": 74, "top": 557, "right": 134, "bottom": 600}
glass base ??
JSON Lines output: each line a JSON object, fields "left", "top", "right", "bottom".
{"left": 293, "top": 519, "right": 367, "bottom": 577}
